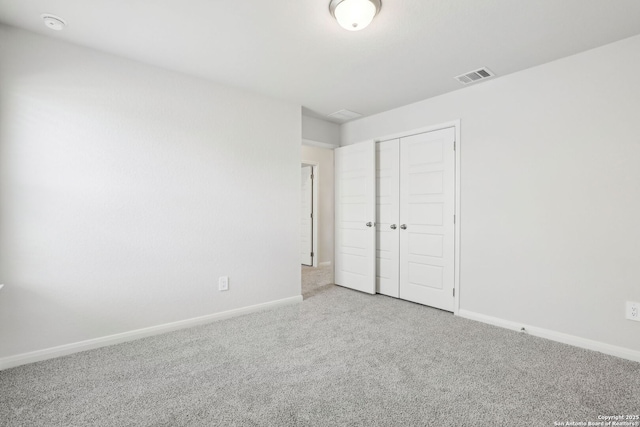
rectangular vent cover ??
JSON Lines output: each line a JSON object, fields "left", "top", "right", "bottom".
{"left": 327, "top": 109, "right": 362, "bottom": 122}
{"left": 454, "top": 67, "right": 495, "bottom": 85}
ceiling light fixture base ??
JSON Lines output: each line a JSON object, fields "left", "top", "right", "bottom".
{"left": 329, "top": 0, "right": 381, "bottom": 31}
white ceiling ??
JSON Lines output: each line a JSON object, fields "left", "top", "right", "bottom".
{"left": 1, "top": 0, "right": 640, "bottom": 122}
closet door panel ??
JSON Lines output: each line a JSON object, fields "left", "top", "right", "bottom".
{"left": 375, "top": 140, "right": 400, "bottom": 297}
{"left": 335, "top": 141, "right": 376, "bottom": 294}
{"left": 399, "top": 128, "right": 455, "bottom": 311}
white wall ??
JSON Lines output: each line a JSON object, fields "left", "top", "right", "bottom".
{"left": 301, "top": 145, "right": 334, "bottom": 265}
{"left": 342, "top": 35, "right": 640, "bottom": 353}
{"left": 302, "top": 115, "right": 340, "bottom": 147}
{"left": 0, "top": 25, "right": 301, "bottom": 359}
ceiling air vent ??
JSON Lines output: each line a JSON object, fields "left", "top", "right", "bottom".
{"left": 327, "top": 109, "right": 362, "bottom": 123}
{"left": 454, "top": 67, "right": 495, "bottom": 85}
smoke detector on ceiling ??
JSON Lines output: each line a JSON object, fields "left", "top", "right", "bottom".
{"left": 454, "top": 67, "right": 495, "bottom": 85}
{"left": 41, "top": 14, "right": 67, "bottom": 31}
{"left": 327, "top": 109, "right": 362, "bottom": 122}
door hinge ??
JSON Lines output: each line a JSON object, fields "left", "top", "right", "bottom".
{"left": 453, "top": 214, "right": 456, "bottom": 224}
{"left": 311, "top": 174, "right": 314, "bottom": 180}
{"left": 310, "top": 213, "right": 313, "bottom": 218}
{"left": 453, "top": 288, "right": 455, "bottom": 297}
{"left": 311, "top": 252, "right": 314, "bottom": 258}
{"left": 453, "top": 140, "right": 456, "bottom": 150}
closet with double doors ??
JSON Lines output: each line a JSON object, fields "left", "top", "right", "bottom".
{"left": 335, "top": 126, "right": 456, "bottom": 312}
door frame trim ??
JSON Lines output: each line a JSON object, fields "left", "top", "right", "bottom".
{"left": 372, "top": 120, "right": 461, "bottom": 315}
{"left": 301, "top": 161, "right": 319, "bottom": 268}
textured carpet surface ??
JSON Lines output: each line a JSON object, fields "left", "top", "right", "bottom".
{"left": 1, "top": 265, "right": 638, "bottom": 426}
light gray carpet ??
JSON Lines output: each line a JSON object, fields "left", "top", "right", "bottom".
{"left": 1, "top": 265, "right": 638, "bottom": 426}
{"left": 302, "top": 264, "right": 334, "bottom": 299}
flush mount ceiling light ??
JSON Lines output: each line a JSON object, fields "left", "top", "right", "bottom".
{"left": 41, "top": 14, "right": 67, "bottom": 31}
{"left": 329, "top": 0, "right": 381, "bottom": 31}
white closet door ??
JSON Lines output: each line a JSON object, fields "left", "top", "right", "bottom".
{"left": 300, "top": 166, "right": 313, "bottom": 266}
{"left": 376, "top": 140, "right": 400, "bottom": 297}
{"left": 399, "top": 127, "right": 455, "bottom": 311}
{"left": 335, "top": 141, "right": 376, "bottom": 294}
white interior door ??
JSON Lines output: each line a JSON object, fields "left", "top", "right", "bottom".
{"left": 376, "top": 140, "right": 400, "bottom": 297}
{"left": 300, "top": 165, "right": 313, "bottom": 266}
{"left": 399, "top": 127, "right": 456, "bottom": 311}
{"left": 335, "top": 141, "right": 376, "bottom": 294}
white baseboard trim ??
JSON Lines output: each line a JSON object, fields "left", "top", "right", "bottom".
{"left": 0, "top": 295, "right": 303, "bottom": 371}
{"left": 318, "top": 261, "right": 332, "bottom": 267}
{"left": 457, "top": 309, "right": 640, "bottom": 363}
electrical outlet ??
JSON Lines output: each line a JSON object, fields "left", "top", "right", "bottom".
{"left": 626, "top": 301, "right": 640, "bottom": 322}
{"left": 218, "top": 276, "right": 229, "bottom": 292}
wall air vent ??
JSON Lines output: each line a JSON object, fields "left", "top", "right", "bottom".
{"left": 327, "top": 109, "right": 362, "bottom": 123}
{"left": 454, "top": 67, "right": 495, "bottom": 85}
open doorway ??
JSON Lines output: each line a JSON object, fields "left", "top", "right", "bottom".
{"left": 301, "top": 144, "right": 335, "bottom": 298}
{"left": 300, "top": 163, "right": 316, "bottom": 266}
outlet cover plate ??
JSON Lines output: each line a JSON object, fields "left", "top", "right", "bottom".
{"left": 626, "top": 301, "right": 640, "bottom": 321}
{"left": 218, "top": 276, "right": 229, "bottom": 291}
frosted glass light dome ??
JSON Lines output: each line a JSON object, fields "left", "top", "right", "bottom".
{"left": 330, "top": 0, "right": 381, "bottom": 31}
